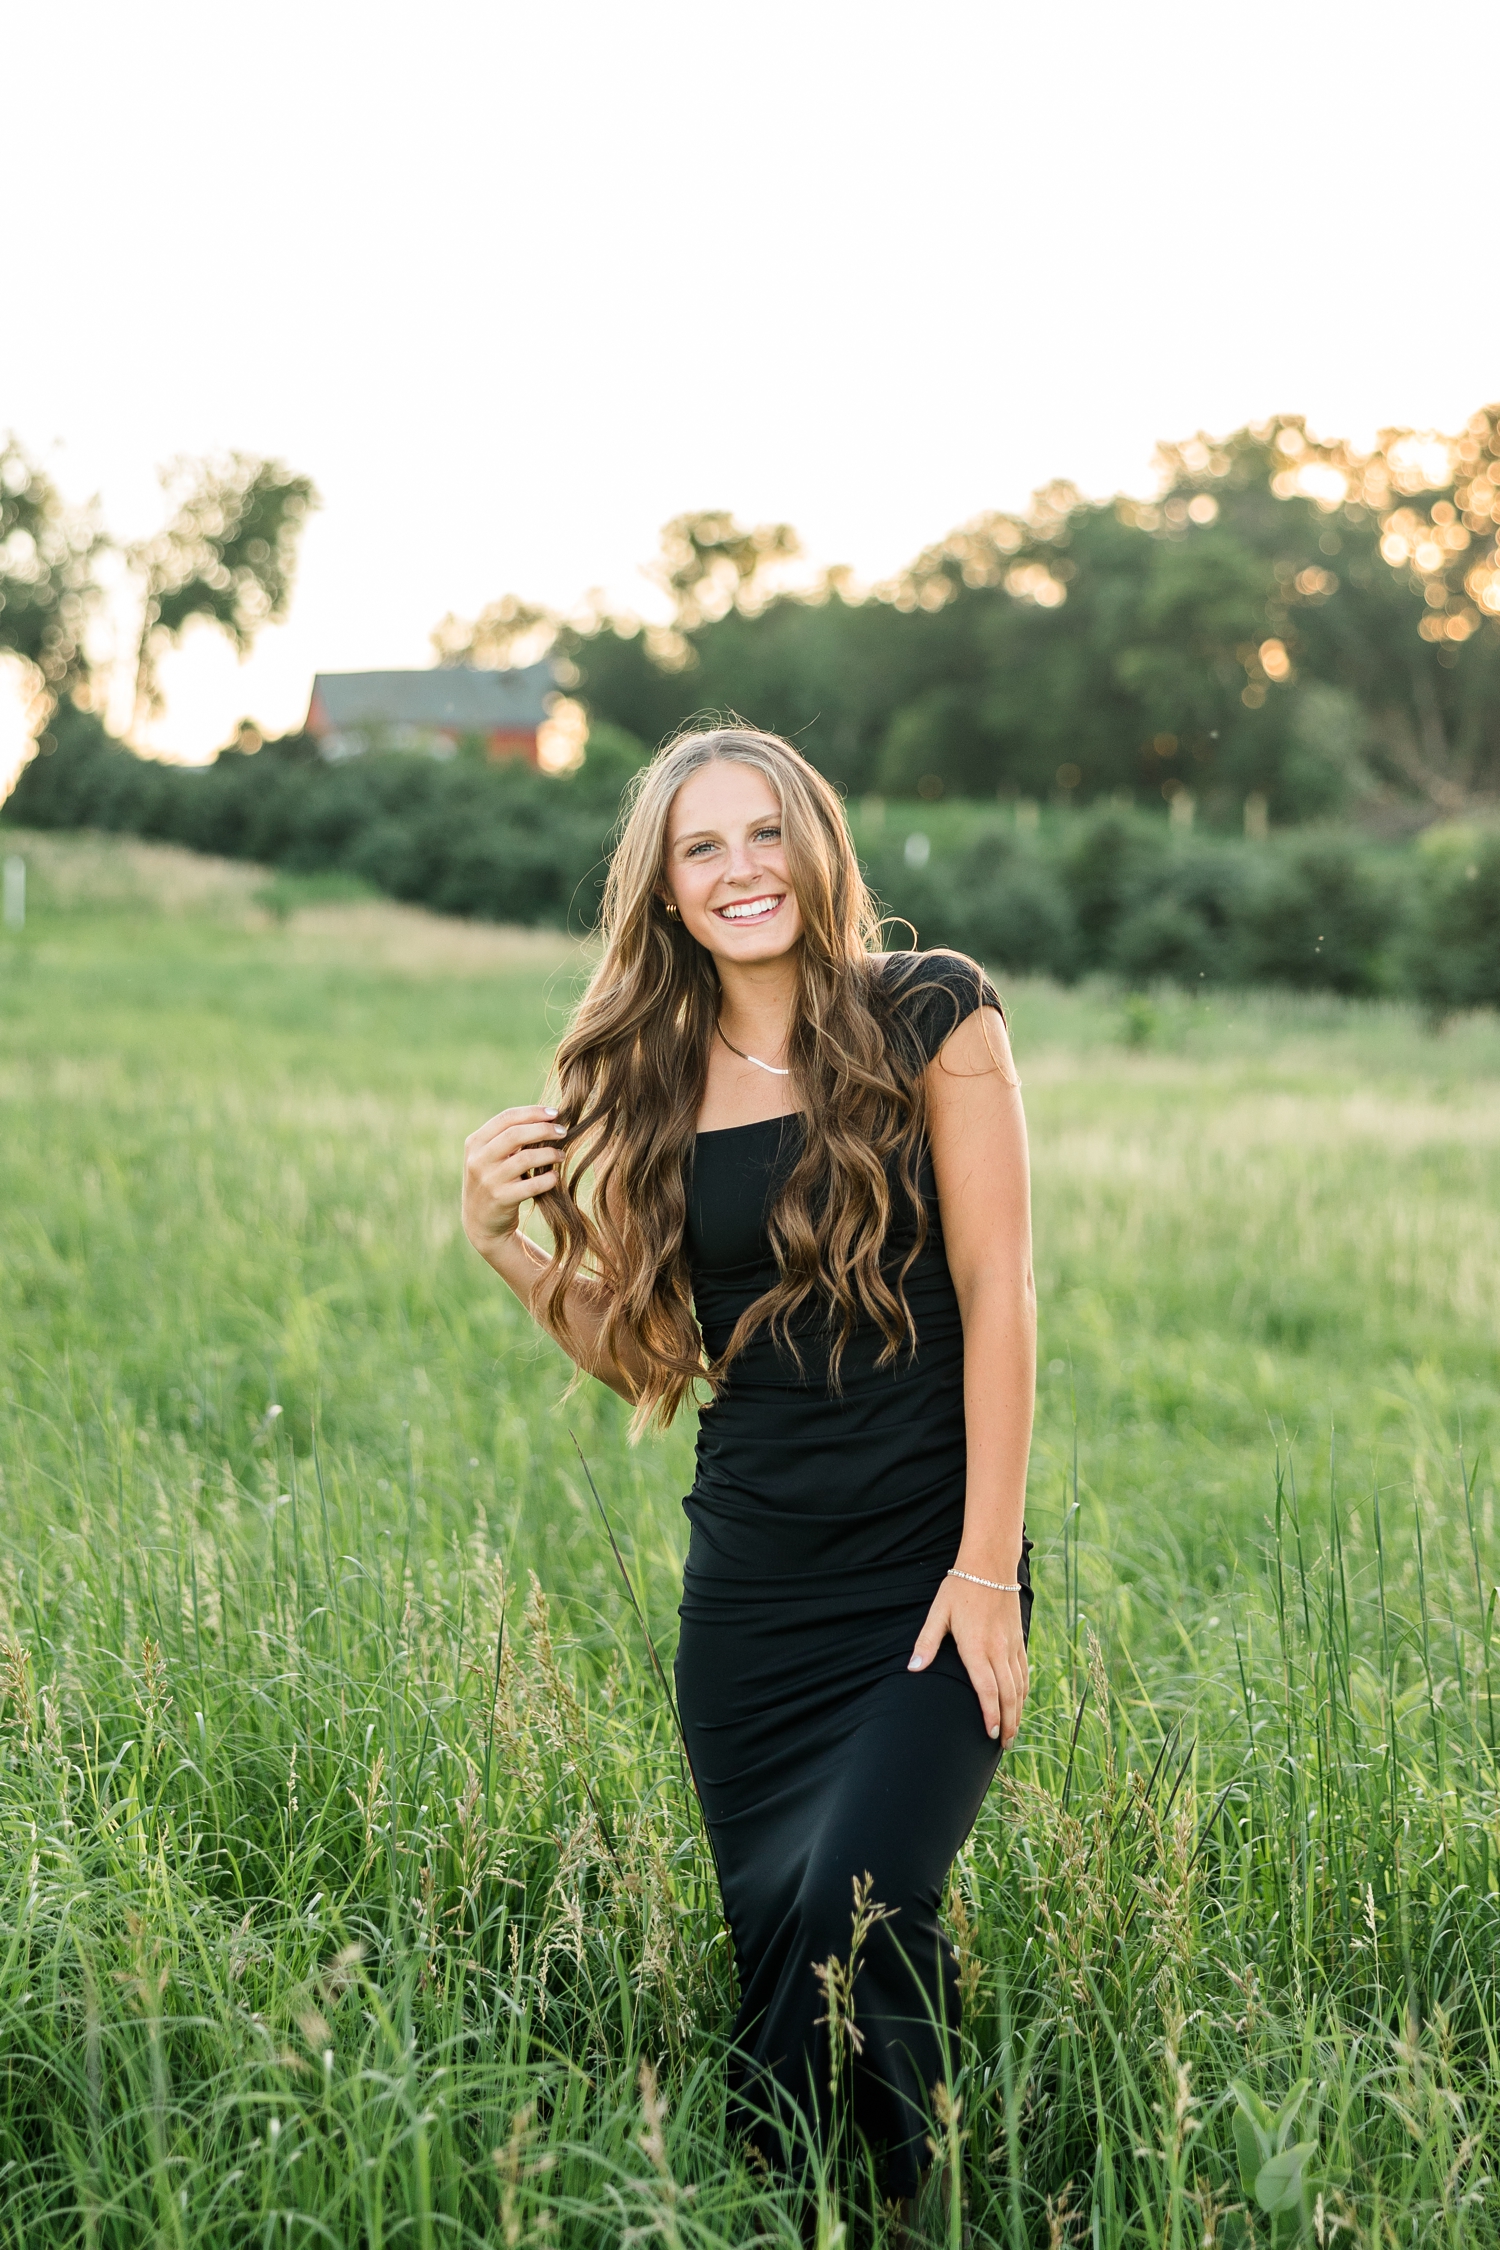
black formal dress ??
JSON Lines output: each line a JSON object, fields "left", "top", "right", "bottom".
{"left": 674, "top": 951, "right": 1033, "bottom": 2196}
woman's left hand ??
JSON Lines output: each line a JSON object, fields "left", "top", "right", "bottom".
{"left": 907, "top": 1577, "right": 1029, "bottom": 1748}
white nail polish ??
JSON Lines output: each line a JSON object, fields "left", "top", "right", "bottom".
{"left": 990, "top": 1726, "right": 1000, "bottom": 1740}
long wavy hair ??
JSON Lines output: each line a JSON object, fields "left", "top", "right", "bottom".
{"left": 537, "top": 725, "right": 952, "bottom": 1432}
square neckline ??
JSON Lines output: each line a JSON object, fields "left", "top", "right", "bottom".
{"left": 695, "top": 1113, "right": 804, "bottom": 1140}
{"left": 693, "top": 949, "right": 999, "bottom": 1140}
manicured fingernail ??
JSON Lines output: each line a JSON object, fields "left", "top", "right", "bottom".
{"left": 907, "top": 1656, "right": 924, "bottom": 1671}
{"left": 545, "top": 1107, "right": 558, "bottom": 1117}
{"left": 990, "top": 1725, "right": 1001, "bottom": 1740}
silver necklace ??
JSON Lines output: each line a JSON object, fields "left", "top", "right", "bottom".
{"left": 716, "top": 1020, "right": 791, "bottom": 1077}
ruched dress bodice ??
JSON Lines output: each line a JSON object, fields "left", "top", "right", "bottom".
{"left": 682, "top": 1108, "right": 970, "bottom": 1611}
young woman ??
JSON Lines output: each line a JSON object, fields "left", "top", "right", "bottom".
{"left": 461, "top": 725, "right": 1035, "bottom": 2202}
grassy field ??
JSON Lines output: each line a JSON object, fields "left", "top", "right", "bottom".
{"left": 2, "top": 825, "right": 1499, "bottom": 2247}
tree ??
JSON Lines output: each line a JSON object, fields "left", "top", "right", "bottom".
{"left": 3, "top": 438, "right": 319, "bottom": 757}
{"left": 430, "top": 510, "right": 812, "bottom": 753}
{"left": 129, "top": 454, "right": 319, "bottom": 725}
{"left": 653, "top": 509, "right": 802, "bottom": 627}
{"left": 1149, "top": 412, "right": 1500, "bottom": 814}
{"left": 0, "top": 435, "right": 102, "bottom": 724}
{"left": 430, "top": 593, "right": 558, "bottom": 670}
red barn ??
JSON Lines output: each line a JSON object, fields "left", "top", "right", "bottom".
{"left": 304, "top": 664, "right": 555, "bottom": 763}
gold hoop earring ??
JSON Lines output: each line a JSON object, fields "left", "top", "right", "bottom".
{"left": 663, "top": 899, "right": 680, "bottom": 919}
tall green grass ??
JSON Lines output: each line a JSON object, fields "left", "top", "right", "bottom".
{"left": 2, "top": 831, "right": 1499, "bottom": 2245}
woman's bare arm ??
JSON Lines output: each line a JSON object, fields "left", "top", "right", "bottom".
{"left": 461, "top": 1105, "right": 639, "bottom": 1401}
{"left": 905, "top": 1007, "right": 1036, "bottom": 1747}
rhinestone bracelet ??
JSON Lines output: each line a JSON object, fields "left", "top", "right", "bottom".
{"left": 947, "top": 1567, "right": 1022, "bottom": 1593}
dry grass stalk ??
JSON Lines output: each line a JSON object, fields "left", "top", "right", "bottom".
{"left": 812, "top": 1873, "right": 894, "bottom": 2096}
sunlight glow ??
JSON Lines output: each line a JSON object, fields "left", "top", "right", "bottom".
{"left": 536, "top": 696, "right": 589, "bottom": 774}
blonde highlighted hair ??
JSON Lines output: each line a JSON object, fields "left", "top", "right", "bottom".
{"left": 538, "top": 725, "right": 950, "bottom": 1430}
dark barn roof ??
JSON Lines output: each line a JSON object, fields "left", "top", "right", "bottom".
{"left": 308, "top": 664, "right": 554, "bottom": 733}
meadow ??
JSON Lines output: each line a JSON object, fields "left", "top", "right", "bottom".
{"left": 1, "top": 826, "right": 1499, "bottom": 2247}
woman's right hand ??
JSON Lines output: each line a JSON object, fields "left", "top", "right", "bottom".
{"left": 462, "top": 1105, "right": 567, "bottom": 1266}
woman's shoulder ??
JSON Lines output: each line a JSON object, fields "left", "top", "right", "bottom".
{"left": 870, "top": 948, "right": 1005, "bottom": 1062}
{"left": 873, "top": 947, "right": 1003, "bottom": 1010}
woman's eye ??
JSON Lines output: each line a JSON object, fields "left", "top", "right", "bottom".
{"left": 754, "top": 827, "right": 781, "bottom": 843}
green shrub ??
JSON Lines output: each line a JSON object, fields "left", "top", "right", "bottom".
{"left": 943, "top": 827, "right": 1080, "bottom": 979}
{"left": 16, "top": 712, "right": 1500, "bottom": 1012}
{"left": 856, "top": 826, "right": 1076, "bottom": 977}
{"left": 1110, "top": 840, "right": 1251, "bottom": 986}
{"left": 1232, "top": 833, "right": 1399, "bottom": 995}
{"left": 1060, "top": 808, "right": 1172, "bottom": 966}
{"left": 7, "top": 706, "right": 644, "bottom": 932}
{"left": 1405, "top": 825, "right": 1500, "bottom": 1013}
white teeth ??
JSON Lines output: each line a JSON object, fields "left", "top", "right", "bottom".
{"left": 719, "top": 896, "right": 781, "bottom": 921}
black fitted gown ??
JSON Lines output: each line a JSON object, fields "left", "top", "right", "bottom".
{"left": 673, "top": 952, "right": 1033, "bottom": 2195}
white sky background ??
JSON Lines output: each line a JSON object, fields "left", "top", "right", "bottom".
{"left": 3, "top": 0, "right": 1498, "bottom": 781}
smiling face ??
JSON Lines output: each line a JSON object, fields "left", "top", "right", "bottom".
{"left": 662, "top": 758, "right": 805, "bottom": 965}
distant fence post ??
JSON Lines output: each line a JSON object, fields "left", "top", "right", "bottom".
{"left": 2, "top": 855, "right": 23, "bottom": 931}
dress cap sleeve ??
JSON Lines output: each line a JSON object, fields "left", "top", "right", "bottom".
{"left": 877, "top": 950, "right": 1005, "bottom": 1068}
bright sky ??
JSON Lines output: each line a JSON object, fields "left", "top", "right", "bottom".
{"left": 4, "top": 0, "right": 1498, "bottom": 779}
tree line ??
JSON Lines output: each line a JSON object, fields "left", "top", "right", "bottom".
{"left": 5, "top": 406, "right": 1499, "bottom": 830}
{"left": 438, "top": 409, "right": 1500, "bottom": 827}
